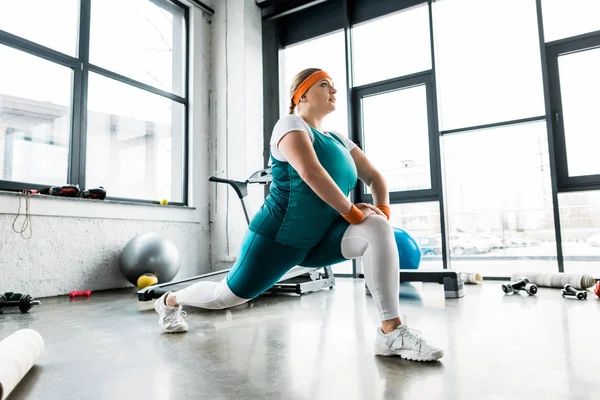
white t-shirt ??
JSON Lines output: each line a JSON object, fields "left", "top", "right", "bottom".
{"left": 270, "top": 114, "right": 357, "bottom": 162}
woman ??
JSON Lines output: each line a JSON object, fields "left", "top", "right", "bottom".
{"left": 154, "top": 68, "right": 443, "bottom": 362}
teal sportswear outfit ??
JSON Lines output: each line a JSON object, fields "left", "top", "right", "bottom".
{"left": 225, "top": 124, "right": 358, "bottom": 299}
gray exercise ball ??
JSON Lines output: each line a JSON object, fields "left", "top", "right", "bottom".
{"left": 119, "top": 232, "right": 180, "bottom": 285}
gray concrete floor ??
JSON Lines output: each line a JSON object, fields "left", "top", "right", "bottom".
{"left": 2, "top": 278, "right": 599, "bottom": 400}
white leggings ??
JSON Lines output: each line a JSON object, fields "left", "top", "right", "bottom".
{"left": 175, "top": 215, "right": 400, "bottom": 321}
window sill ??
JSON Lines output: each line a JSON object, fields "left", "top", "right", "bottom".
{"left": 0, "top": 190, "right": 200, "bottom": 223}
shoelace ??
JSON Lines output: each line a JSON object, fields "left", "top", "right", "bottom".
{"left": 401, "top": 327, "right": 423, "bottom": 343}
{"left": 386, "top": 326, "right": 423, "bottom": 350}
{"left": 165, "top": 308, "right": 187, "bottom": 323}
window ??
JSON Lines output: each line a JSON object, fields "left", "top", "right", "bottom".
{"left": 334, "top": 260, "right": 353, "bottom": 275}
{"left": 432, "top": 0, "right": 545, "bottom": 130}
{"left": 271, "top": 0, "right": 600, "bottom": 277}
{"left": 556, "top": 48, "right": 600, "bottom": 177}
{"left": 542, "top": 0, "right": 600, "bottom": 42}
{"left": 352, "top": 3, "right": 431, "bottom": 86}
{"left": 279, "top": 31, "right": 348, "bottom": 135}
{"left": 0, "top": 0, "right": 188, "bottom": 203}
{"left": 360, "top": 84, "right": 432, "bottom": 193}
{"left": 559, "top": 191, "right": 600, "bottom": 277}
{"left": 0, "top": 44, "right": 72, "bottom": 185}
{"left": 86, "top": 73, "right": 185, "bottom": 201}
{"left": 90, "top": 0, "right": 186, "bottom": 96}
{"left": 0, "top": 0, "right": 80, "bottom": 56}
{"left": 442, "top": 121, "right": 556, "bottom": 277}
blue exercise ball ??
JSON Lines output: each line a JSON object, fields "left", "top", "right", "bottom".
{"left": 393, "top": 227, "right": 421, "bottom": 270}
{"left": 119, "top": 232, "right": 180, "bottom": 286}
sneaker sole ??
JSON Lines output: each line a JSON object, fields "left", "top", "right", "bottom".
{"left": 374, "top": 342, "right": 443, "bottom": 362}
{"left": 161, "top": 325, "right": 188, "bottom": 334}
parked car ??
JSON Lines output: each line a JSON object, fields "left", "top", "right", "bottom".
{"left": 416, "top": 236, "right": 442, "bottom": 256}
{"left": 437, "top": 232, "right": 492, "bottom": 255}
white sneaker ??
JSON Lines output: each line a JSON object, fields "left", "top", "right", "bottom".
{"left": 154, "top": 292, "right": 188, "bottom": 333}
{"left": 374, "top": 325, "right": 443, "bottom": 362}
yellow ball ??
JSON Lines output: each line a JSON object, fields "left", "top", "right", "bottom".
{"left": 137, "top": 273, "right": 158, "bottom": 289}
{"left": 159, "top": 199, "right": 168, "bottom": 205}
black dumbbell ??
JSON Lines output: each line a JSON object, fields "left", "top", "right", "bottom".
{"left": 502, "top": 277, "right": 538, "bottom": 296}
{"left": 3, "top": 292, "right": 20, "bottom": 301}
{"left": 561, "top": 284, "right": 587, "bottom": 300}
{"left": 0, "top": 293, "right": 41, "bottom": 313}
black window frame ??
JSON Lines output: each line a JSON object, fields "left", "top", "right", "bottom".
{"left": 0, "top": 0, "right": 191, "bottom": 206}
{"left": 546, "top": 30, "right": 600, "bottom": 192}
{"left": 352, "top": 71, "right": 440, "bottom": 205}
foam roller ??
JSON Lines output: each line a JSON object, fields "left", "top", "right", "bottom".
{"left": 461, "top": 272, "right": 483, "bottom": 285}
{"left": 510, "top": 272, "right": 595, "bottom": 290}
{"left": 0, "top": 329, "right": 44, "bottom": 400}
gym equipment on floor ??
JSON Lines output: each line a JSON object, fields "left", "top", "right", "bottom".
{"left": 137, "top": 168, "right": 335, "bottom": 302}
{"left": 561, "top": 284, "right": 587, "bottom": 300}
{"left": 502, "top": 277, "right": 538, "bottom": 296}
{"left": 69, "top": 290, "right": 92, "bottom": 298}
{"left": 461, "top": 272, "right": 483, "bottom": 285}
{"left": 399, "top": 269, "right": 464, "bottom": 298}
{"left": 0, "top": 293, "right": 41, "bottom": 314}
{"left": 510, "top": 272, "right": 595, "bottom": 290}
{"left": 365, "top": 269, "right": 465, "bottom": 299}
{"left": 393, "top": 229, "right": 468, "bottom": 297}
{"left": 137, "top": 265, "right": 336, "bottom": 301}
{"left": 0, "top": 329, "right": 44, "bottom": 400}
{"left": 137, "top": 274, "right": 159, "bottom": 290}
{"left": 119, "top": 232, "right": 181, "bottom": 286}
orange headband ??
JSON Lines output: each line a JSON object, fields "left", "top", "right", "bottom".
{"left": 292, "top": 70, "right": 332, "bottom": 106}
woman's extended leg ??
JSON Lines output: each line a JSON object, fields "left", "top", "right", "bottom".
{"left": 154, "top": 229, "right": 308, "bottom": 333}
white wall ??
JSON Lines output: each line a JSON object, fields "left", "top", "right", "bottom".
{"left": 0, "top": 0, "right": 264, "bottom": 297}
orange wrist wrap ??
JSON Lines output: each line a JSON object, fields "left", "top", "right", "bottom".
{"left": 342, "top": 204, "right": 364, "bottom": 224}
{"left": 376, "top": 204, "right": 391, "bottom": 220}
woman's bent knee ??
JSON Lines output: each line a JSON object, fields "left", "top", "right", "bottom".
{"left": 360, "top": 215, "right": 393, "bottom": 236}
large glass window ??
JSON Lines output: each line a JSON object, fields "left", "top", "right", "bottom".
{"left": 442, "top": 122, "right": 556, "bottom": 276}
{"left": 0, "top": 45, "right": 72, "bottom": 185}
{"left": 556, "top": 48, "right": 600, "bottom": 177}
{"left": 86, "top": 73, "right": 184, "bottom": 201}
{"left": 559, "top": 191, "right": 600, "bottom": 277}
{"left": 90, "top": 0, "right": 186, "bottom": 96}
{"left": 352, "top": 4, "right": 431, "bottom": 86}
{"left": 0, "top": 1, "right": 79, "bottom": 56}
{"left": 279, "top": 31, "right": 348, "bottom": 135}
{"left": 433, "top": 0, "right": 545, "bottom": 130}
{"left": 542, "top": 1, "right": 600, "bottom": 42}
{"left": 360, "top": 84, "right": 432, "bottom": 193}
{"left": 0, "top": 0, "right": 188, "bottom": 203}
